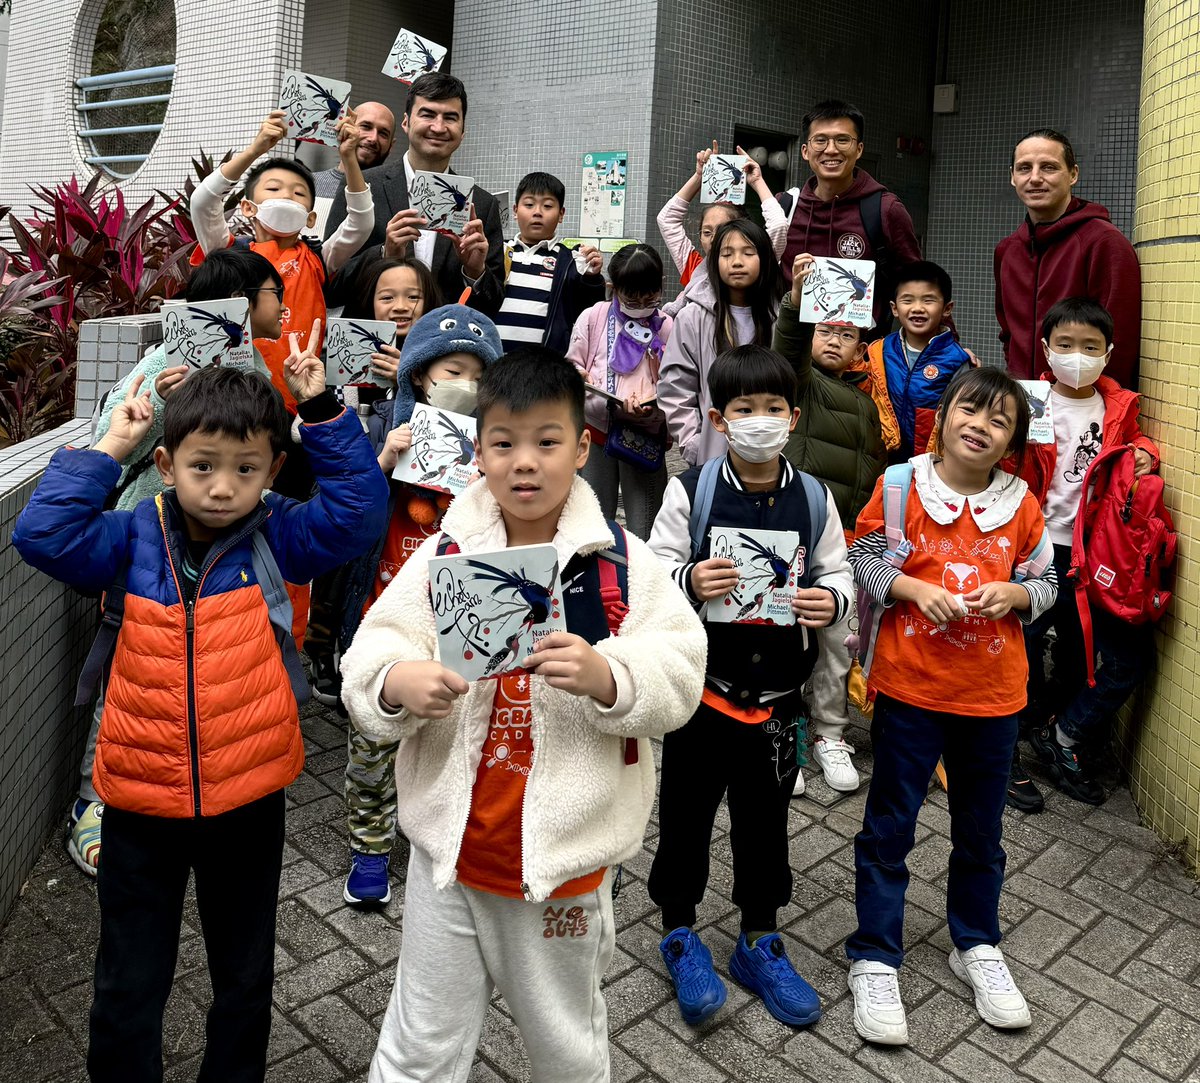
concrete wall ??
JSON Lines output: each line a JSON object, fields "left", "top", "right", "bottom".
{"left": 0, "top": 0, "right": 305, "bottom": 219}
{"left": 925, "top": 0, "right": 1144, "bottom": 358}
{"left": 1122, "top": 0, "right": 1200, "bottom": 867}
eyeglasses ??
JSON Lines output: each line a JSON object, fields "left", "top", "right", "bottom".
{"left": 245, "top": 286, "right": 285, "bottom": 301}
{"left": 814, "top": 326, "right": 860, "bottom": 345}
{"left": 807, "top": 135, "right": 858, "bottom": 150}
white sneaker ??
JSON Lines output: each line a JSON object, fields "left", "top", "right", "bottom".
{"left": 848, "top": 960, "right": 908, "bottom": 1045}
{"left": 949, "top": 946, "right": 1031, "bottom": 1029}
{"left": 791, "top": 770, "right": 806, "bottom": 797}
{"left": 813, "top": 738, "right": 860, "bottom": 792}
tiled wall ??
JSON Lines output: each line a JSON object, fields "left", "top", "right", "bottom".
{"left": 0, "top": 0, "right": 305, "bottom": 221}
{"left": 0, "top": 418, "right": 94, "bottom": 923}
{"left": 648, "top": 0, "right": 938, "bottom": 297}
{"left": 447, "top": 0, "right": 659, "bottom": 245}
{"left": 925, "top": 0, "right": 1145, "bottom": 361}
{"left": 75, "top": 314, "right": 163, "bottom": 421}
{"left": 1120, "top": 0, "right": 1200, "bottom": 867}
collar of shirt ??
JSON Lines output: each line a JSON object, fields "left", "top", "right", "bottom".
{"left": 913, "top": 453, "right": 1027, "bottom": 531}
{"left": 509, "top": 235, "right": 559, "bottom": 254}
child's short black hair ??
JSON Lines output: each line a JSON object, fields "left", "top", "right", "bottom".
{"left": 162, "top": 367, "right": 291, "bottom": 457}
{"left": 476, "top": 347, "right": 585, "bottom": 436}
{"left": 188, "top": 247, "right": 282, "bottom": 301}
{"left": 243, "top": 157, "right": 317, "bottom": 209}
{"left": 342, "top": 256, "right": 442, "bottom": 321}
{"left": 1041, "top": 297, "right": 1114, "bottom": 347}
{"left": 937, "top": 366, "right": 1031, "bottom": 474}
{"left": 516, "top": 171, "right": 565, "bottom": 208}
{"left": 707, "top": 345, "right": 798, "bottom": 413}
{"left": 802, "top": 99, "right": 865, "bottom": 143}
{"left": 608, "top": 243, "right": 663, "bottom": 297}
{"left": 894, "top": 260, "right": 953, "bottom": 303}
{"left": 405, "top": 72, "right": 468, "bottom": 119}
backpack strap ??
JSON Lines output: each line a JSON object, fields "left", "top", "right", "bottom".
{"left": 250, "top": 529, "right": 311, "bottom": 705}
{"left": 798, "top": 473, "right": 828, "bottom": 580}
{"left": 436, "top": 532, "right": 460, "bottom": 557}
{"left": 859, "top": 189, "right": 888, "bottom": 264}
{"left": 593, "top": 522, "right": 637, "bottom": 766}
{"left": 74, "top": 568, "right": 128, "bottom": 706}
{"left": 881, "top": 462, "right": 915, "bottom": 567}
{"left": 688, "top": 457, "right": 723, "bottom": 558}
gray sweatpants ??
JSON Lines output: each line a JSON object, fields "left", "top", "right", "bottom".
{"left": 78, "top": 693, "right": 104, "bottom": 804}
{"left": 808, "top": 612, "right": 852, "bottom": 742}
{"left": 369, "top": 846, "right": 615, "bottom": 1083}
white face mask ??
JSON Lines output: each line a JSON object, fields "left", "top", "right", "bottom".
{"left": 1045, "top": 343, "right": 1109, "bottom": 389}
{"left": 426, "top": 378, "right": 479, "bottom": 416}
{"left": 722, "top": 416, "right": 791, "bottom": 463}
{"left": 247, "top": 198, "right": 310, "bottom": 237}
{"left": 620, "top": 303, "right": 658, "bottom": 320}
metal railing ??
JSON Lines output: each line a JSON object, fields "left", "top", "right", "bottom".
{"left": 75, "top": 64, "right": 174, "bottom": 178}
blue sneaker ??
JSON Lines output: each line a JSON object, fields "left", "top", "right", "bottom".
{"left": 729, "top": 932, "right": 821, "bottom": 1026}
{"left": 343, "top": 851, "right": 391, "bottom": 906}
{"left": 659, "top": 927, "right": 727, "bottom": 1024}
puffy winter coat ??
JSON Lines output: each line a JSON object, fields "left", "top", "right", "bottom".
{"left": 340, "top": 475, "right": 707, "bottom": 901}
{"left": 13, "top": 405, "right": 389, "bottom": 818}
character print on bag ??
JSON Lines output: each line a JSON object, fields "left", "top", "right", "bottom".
{"left": 1064, "top": 422, "right": 1103, "bottom": 483}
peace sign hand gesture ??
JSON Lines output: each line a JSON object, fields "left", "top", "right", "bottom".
{"left": 283, "top": 318, "right": 326, "bottom": 403}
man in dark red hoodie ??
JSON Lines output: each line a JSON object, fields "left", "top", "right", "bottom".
{"left": 994, "top": 129, "right": 1141, "bottom": 387}
{"left": 778, "top": 100, "right": 923, "bottom": 332}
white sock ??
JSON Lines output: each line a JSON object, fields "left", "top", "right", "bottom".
{"left": 1055, "top": 723, "right": 1077, "bottom": 749}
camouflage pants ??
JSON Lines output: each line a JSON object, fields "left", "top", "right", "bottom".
{"left": 345, "top": 725, "right": 400, "bottom": 855}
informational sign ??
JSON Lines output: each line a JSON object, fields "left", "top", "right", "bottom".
{"left": 580, "top": 150, "right": 627, "bottom": 239}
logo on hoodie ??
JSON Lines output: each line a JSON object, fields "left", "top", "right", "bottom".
{"left": 837, "top": 233, "right": 866, "bottom": 259}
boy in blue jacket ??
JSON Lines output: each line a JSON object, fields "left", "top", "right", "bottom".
{"left": 13, "top": 349, "right": 387, "bottom": 1083}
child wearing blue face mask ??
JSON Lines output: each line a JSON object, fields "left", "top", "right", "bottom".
{"left": 568, "top": 243, "right": 673, "bottom": 539}
{"left": 647, "top": 345, "right": 852, "bottom": 1030}
{"left": 1006, "top": 298, "right": 1161, "bottom": 811}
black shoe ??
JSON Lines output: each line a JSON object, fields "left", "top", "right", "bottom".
{"left": 1006, "top": 748, "right": 1044, "bottom": 813}
{"left": 310, "top": 653, "right": 342, "bottom": 707}
{"left": 1028, "top": 725, "right": 1105, "bottom": 806}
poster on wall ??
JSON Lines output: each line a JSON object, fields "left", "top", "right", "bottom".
{"left": 580, "top": 150, "right": 627, "bottom": 239}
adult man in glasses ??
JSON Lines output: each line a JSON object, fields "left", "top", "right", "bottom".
{"left": 777, "top": 101, "right": 924, "bottom": 332}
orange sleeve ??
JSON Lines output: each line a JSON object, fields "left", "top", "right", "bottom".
{"left": 854, "top": 477, "right": 886, "bottom": 540}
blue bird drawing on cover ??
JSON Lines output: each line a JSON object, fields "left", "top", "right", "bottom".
{"left": 281, "top": 72, "right": 346, "bottom": 141}
{"left": 453, "top": 558, "right": 561, "bottom": 676}
{"left": 732, "top": 532, "right": 800, "bottom": 620}
{"left": 705, "top": 156, "right": 744, "bottom": 202}
{"left": 165, "top": 306, "right": 246, "bottom": 368}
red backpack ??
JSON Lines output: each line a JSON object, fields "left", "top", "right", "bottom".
{"left": 1070, "top": 444, "right": 1176, "bottom": 684}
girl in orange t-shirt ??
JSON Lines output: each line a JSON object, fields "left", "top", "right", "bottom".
{"left": 844, "top": 368, "right": 1057, "bottom": 1047}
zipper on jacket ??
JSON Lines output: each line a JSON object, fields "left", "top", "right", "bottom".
{"left": 1030, "top": 243, "right": 1043, "bottom": 376}
{"left": 519, "top": 698, "right": 540, "bottom": 902}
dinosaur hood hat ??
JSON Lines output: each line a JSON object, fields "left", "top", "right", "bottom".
{"left": 393, "top": 303, "right": 504, "bottom": 426}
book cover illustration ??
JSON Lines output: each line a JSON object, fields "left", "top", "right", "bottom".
{"left": 381, "top": 28, "right": 448, "bottom": 83}
{"left": 706, "top": 527, "right": 803, "bottom": 626}
{"left": 410, "top": 170, "right": 474, "bottom": 235}
{"left": 796, "top": 257, "right": 877, "bottom": 329}
{"left": 280, "top": 69, "right": 352, "bottom": 146}
{"left": 160, "top": 298, "right": 255, "bottom": 371}
{"left": 324, "top": 318, "right": 398, "bottom": 387}
{"left": 1018, "top": 380, "right": 1055, "bottom": 444}
{"left": 392, "top": 402, "right": 478, "bottom": 496}
{"left": 428, "top": 543, "right": 566, "bottom": 681}
{"left": 701, "top": 154, "right": 748, "bottom": 204}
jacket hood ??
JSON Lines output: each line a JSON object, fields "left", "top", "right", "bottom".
{"left": 797, "top": 168, "right": 886, "bottom": 207}
{"left": 1018, "top": 197, "right": 1112, "bottom": 248}
{"left": 668, "top": 264, "right": 718, "bottom": 316}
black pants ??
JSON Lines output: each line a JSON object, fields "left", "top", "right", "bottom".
{"left": 88, "top": 790, "right": 286, "bottom": 1083}
{"left": 648, "top": 702, "right": 799, "bottom": 933}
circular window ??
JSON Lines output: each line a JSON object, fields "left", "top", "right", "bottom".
{"left": 75, "top": 0, "right": 177, "bottom": 179}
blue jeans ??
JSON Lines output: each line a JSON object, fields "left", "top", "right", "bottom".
{"left": 847, "top": 695, "right": 1016, "bottom": 969}
{"left": 1025, "top": 544, "right": 1156, "bottom": 744}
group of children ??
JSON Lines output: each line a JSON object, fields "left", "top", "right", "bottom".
{"left": 12, "top": 87, "right": 1166, "bottom": 1081}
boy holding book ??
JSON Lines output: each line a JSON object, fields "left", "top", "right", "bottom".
{"left": 647, "top": 344, "right": 853, "bottom": 1027}
{"left": 341, "top": 348, "right": 706, "bottom": 1082}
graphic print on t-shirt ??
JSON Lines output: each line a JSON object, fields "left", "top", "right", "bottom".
{"left": 1064, "top": 421, "right": 1103, "bottom": 483}
{"left": 480, "top": 671, "right": 533, "bottom": 778}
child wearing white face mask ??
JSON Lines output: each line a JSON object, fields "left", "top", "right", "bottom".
{"left": 1005, "top": 298, "right": 1161, "bottom": 812}
{"left": 647, "top": 345, "right": 852, "bottom": 1030}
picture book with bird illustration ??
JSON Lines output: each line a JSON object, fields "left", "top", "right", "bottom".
{"left": 701, "top": 154, "right": 749, "bottom": 205}
{"left": 409, "top": 170, "right": 475, "bottom": 235}
{"left": 707, "top": 527, "right": 804, "bottom": 627}
{"left": 324, "top": 318, "right": 398, "bottom": 387}
{"left": 1017, "top": 380, "right": 1055, "bottom": 443}
{"left": 382, "top": 28, "right": 448, "bottom": 83}
{"left": 279, "top": 69, "right": 352, "bottom": 147}
{"left": 160, "top": 298, "right": 256, "bottom": 371}
{"left": 428, "top": 542, "right": 567, "bottom": 681}
{"left": 392, "top": 403, "right": 479, "bottom": 496}
{"left": 796, "top": 257, "right": 876, "bottom": 329}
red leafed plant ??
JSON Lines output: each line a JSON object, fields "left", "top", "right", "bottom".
{"left": 0, "top": 173, "right": 197, "bottom": 447}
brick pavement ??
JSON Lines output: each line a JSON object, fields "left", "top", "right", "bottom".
{"left": 2, "top": 700, "right": 1199, "bottom": 1082}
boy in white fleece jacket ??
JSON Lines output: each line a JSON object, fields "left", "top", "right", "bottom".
{"left": 341, "top": 347, "right": 706, "bottom": 1083}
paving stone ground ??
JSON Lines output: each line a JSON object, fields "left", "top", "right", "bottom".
{"left": 3, "top": 699, "right": 1199, "bottom": 1083}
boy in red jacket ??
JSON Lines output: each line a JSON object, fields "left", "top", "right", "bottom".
{"left": 1008, "top": 298, "right": 1159, "bottom": 811}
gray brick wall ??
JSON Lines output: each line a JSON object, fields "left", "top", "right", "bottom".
{"left": 924, "top": 0, "right": 1144, "bottom": 358}
{"left": 0, "top": 419, "right": 94, "bottom": 923}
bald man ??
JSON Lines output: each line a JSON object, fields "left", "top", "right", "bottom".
{"left": 313, "top": 101, "right": 396, "bottom": 200}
